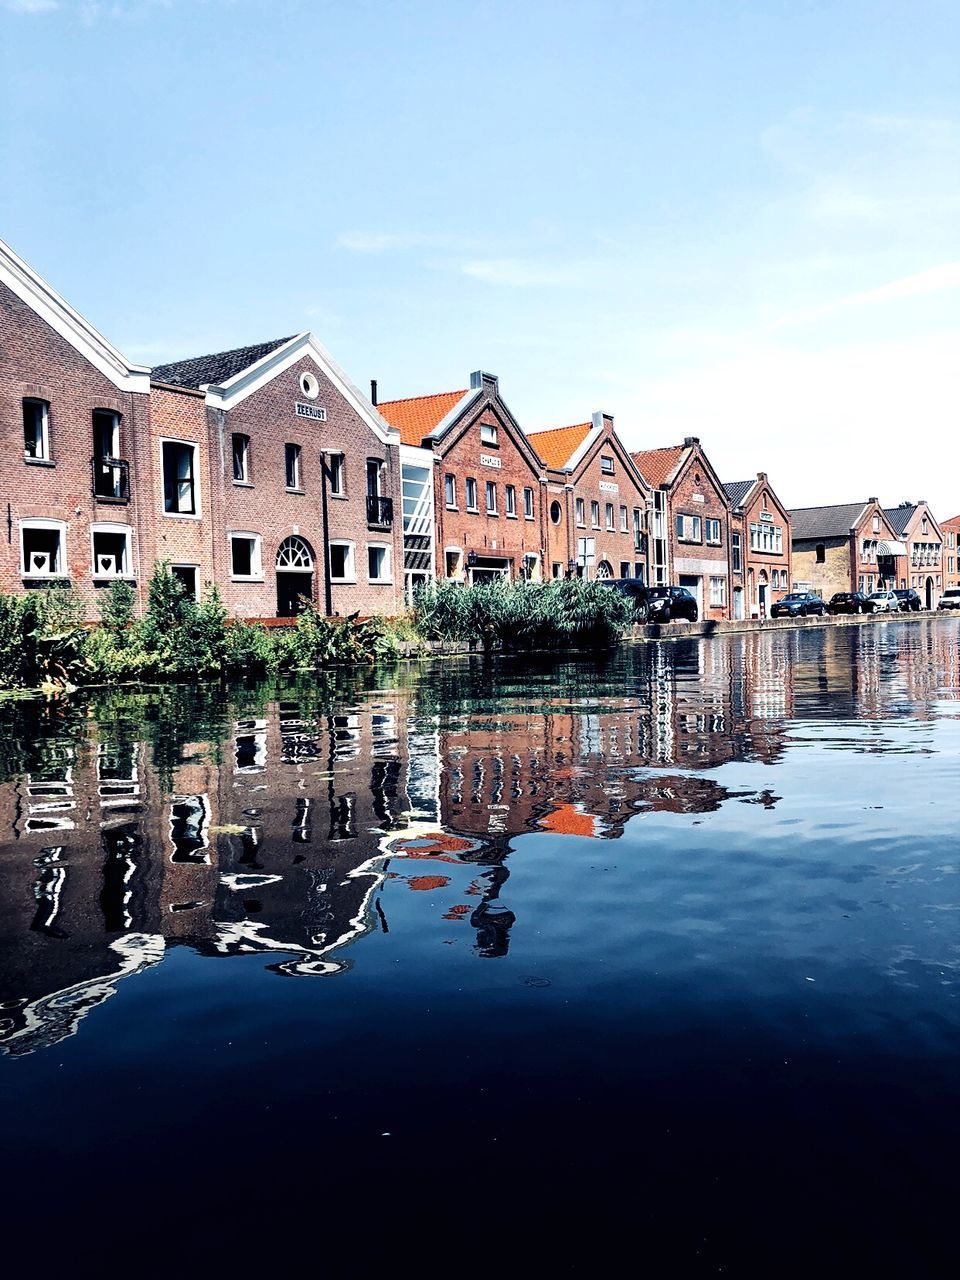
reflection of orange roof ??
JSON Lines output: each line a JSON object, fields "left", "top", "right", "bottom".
{"left": 527, "top": 423, "right": 591, "bottom": 469}
{"left": 407, "top": 875, "right": 451, "bottom": 892}
{"left": 377, "top": 390, "right": 468, "bottom": 445}
{"left": 631, "top": 445, "right": 686, "bottom": 488}
{"left": 539, "top": 803, "right": 598, "bottom": 838}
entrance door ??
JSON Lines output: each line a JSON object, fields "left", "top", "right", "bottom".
{"left": 733, "top": 587, "right": 744, "bottom": 620}
{"left": 926, "top": 577, "right": 934, "bottom": 608}
{"left": 276, "top": 536, "right": 315, "bottom": 616}
{"left": 758, "top": 583, "right": 767, "bottom": 614}
{"left": 678, "top": 574, "right": 701, "bottom": 612}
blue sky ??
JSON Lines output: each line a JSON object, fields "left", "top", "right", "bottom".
{"left": 2, "top": 0, "right": 958, "bottom": 514}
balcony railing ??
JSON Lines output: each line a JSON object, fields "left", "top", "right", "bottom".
{"left": 91, "top": 456, "right": 130, "bottom": 503}
{"left": 366, "top": 494, "right": 393, "bottom": 528}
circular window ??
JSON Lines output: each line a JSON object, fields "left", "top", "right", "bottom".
{"left": 299, "top": 371, "right": 320, "bottom": 400}
{"left": 550, "top": 501, "right": 562, "bottom": 525}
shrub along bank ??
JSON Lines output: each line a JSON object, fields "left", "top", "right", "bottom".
{"left": 0, "top": 568, "right": 635, "bottom": 694}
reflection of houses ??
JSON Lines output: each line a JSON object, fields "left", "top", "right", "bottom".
{"left": 789, "top": 499, "right": 904, "bottom": 598}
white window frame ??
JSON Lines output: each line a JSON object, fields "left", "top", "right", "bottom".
{"left": 485, "top": 481, "right": 498, "bottom": 514}
{"left": 229, "top": 531, "right": 263, "bottom": 581}
{"left": 160, "top": 437, "right": 201, "bottom": 519}
{"left": 328, "top": 451, "right": 346, "bottom": 496}
{"left": 480, "top": 423, "right": 498, "bottom": 446}
{"left": 20, "top": 518, "right": 67, "bottom": 578}
{"left": 591, "top": 500, "right": 600, "bottom": 529}
{"left": 444, "top": 473, "right": 457, "bottom": 509}
{"left": 90, "top": 522, "right": 133, "bottom": 579}
{"left": 285, "top": 442, "right": 303, "bottom": 491}
{"left": 367, "top": 542, "right": 392, "bottom": 583}
{"left": 523, "top": 487, "right": 535, "bottom": 520}
{"left": 575, "top": 498, "right": 585, "bottom": 527}
{"left": 505, "top": 484, "right": 516, "bottom": 517}
{"left": 600, "top": 456, "right": 614, "bottom": 475}
{"left": 676, "top": 513, "right": 701, "bottom": 542}
{"left": 23, "top": 398, "right": 51, "bottom": 461}
{"left": 605, "top": 503, "right": 615, "bottom": 531}
{"left": 465, "top": 477, "right": 478, "bottom": 512}
{"left": 328, "top": 540, "right": 356, "bottom": 583}
{"left": 705, "top": 517, "right": 722, "bottom": 545}
{"left": 170, "top": 563, "right": 199, "bottom": 600}
{"left": 709, "top": 576, "right": 727, "bottom": 607}
{"left": 620, "top": 505, "right": 628, "bottom": 533}
{"left": 232, "top": 432, "right": 250, "bottom": 483}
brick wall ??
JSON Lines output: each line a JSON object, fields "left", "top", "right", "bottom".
{"left": 739, "top": 478, "right": 793, "bottom": 616}
{"left": 667, "top": 445, "right": 731, "bottom": 619}
{"left": 558, "top": 421, "right": 650, "bottom": 580}
{"left": 792, "top": 537, "right": 850, "bottom": 597}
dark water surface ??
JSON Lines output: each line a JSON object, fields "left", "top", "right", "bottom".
{"left": 2, "top": 620, "right": 959, "bottom": 1273}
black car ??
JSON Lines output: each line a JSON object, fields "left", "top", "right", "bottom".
{"left": 893, "top": 589, "right": 922, "bottom": 612}
{"left": 598, "top": 581, "right": 699, "bottom": 623}
{"left": 828, "top": 591, "right": 870, "bottom": 615}
{"left": 770, "top": 591, "right": 827, "bottom": 619}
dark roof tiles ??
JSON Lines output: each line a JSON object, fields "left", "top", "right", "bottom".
{"left": 788, "top": 502, "right": 869, "bottom": 540}
{"left": 723, "top": 479, "right": 754, "bottom": 509}
{"left": 151, "top": 336, "right": 297, "bottom": 389}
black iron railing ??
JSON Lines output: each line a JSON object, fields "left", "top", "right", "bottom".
{"left": 91, "top": 456, "right": 130, "bottom": 502}
{"left": 366, "top": 494, "right": 393, "bottom": 527}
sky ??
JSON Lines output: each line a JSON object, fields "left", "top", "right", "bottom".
{"left": 1, "top": 0, "right": 958, "bottom": 515}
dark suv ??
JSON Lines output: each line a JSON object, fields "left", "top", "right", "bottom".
{"left": 828, "top": 592, "right": 870, "bottom": 615}
{"left": 771, "top": 592, "right": 827, "bottom": 619}
{"left": 598, "top": 581, "right": 699, "bottom": 623}
{"left": 893, "top": 589, "right": 922, "bottom": 612}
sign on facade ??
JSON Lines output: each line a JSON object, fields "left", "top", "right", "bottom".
{"left": 295, "top": 402, "right": 327, "bottom": 422}
{"left": 480, "top": 453, "right": 502, "bottom": 469}
{"left": 599, "top": 481, "right": 619, "bottom": 494}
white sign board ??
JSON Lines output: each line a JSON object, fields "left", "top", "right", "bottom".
{"left": 296, "top": 402, "right": 327, "bottom": 422}
{"left": 480, "top": 453, "right": 502, "bottom": 469}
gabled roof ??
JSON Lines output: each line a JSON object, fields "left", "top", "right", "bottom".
{"left": 723, "top": 479, "right": 754, "bottom": 509}
{"left": 631, "top": 445, "right": 687, "bottom": 489}
{"left": 527, "top": 423, "right": 592, "bottom": 470}
{"left": 376, "top": 390, "right": 468, "bottom": 446}
{"left": 151, "top": 336, "right": 296, "bottom": 389}
{"left": 1, "top": 236, "right": 150, "bottom": 394}
{"left": 883, "top": 505, "right": 916, "bottom": 536}
{"left": 788, "top": 502, "right": 870, "bottom": 540}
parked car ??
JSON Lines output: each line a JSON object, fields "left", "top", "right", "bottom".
{"left": 893, "top": 589, "right": 922, "bottom": 612}
{"left": 770, "top": 592, "right": 827, "bottom": 618}
{"left": 598, "top": 581, "right": 698, "bottom": 623}
{"left": 866, "top": 590, "right": 900, "bottom": 613}
{"left": 938, "top": 588, "right": 960, "bottom": 611}
{"left": 828, "top": 592, "right": 870, "bottom": 615}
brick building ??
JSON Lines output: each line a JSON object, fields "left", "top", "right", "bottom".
{"left": 789, "top": 500, "right": 905, "bottom": 598}
{"left": 377, "top": 371, "right": 547, "bottom": 583}
{"left": 942, "top": 515, "right": 960, "bottom": 592}
{"left": 1, "top": 237, "right": 154, "bottom": 616}
{"left": 723, "top": 473, "right": 793, "bottom": 619}
{"left": 882, "top": 502, "right": 943, "bottom": 607}
{"left": 527, "top": 413, "right": 651, "bottom": 581}
{"left": 151, "top": 334, "right": 404, "bottom": 617}
{"left": 631, "top": 437, "right": 732, "bottom": 619}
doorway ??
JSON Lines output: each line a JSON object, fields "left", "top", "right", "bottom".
{"left": 925, "top": 577, "right": 934, "bottom": 609}
{"left": 276, "top": 536, "right": 315, "bottom": 616}
{"left": 733, "top": 587, "right": 744, "bottom": 620}
{"left": 678, "top": 574, "right": 701, "bottom": 612}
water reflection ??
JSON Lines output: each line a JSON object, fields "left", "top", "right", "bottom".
{"left": 0, "top": 620, "right": 957, "bottom": 1056}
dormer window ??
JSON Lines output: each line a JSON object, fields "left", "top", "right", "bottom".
{"left": 480, "top": 423, "right": 498, "bottom": 446}
{"left": 600, "top": 456, "right": 614, "bottom": 475}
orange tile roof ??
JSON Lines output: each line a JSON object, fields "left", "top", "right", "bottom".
{"left": 376, "top": 389, "right": 468, "bottom": 446}
{"left": 527, "top": 422, "right": 592, "bottom": 469}
{"left": 631, "top": 444, "right": 687, "bottom": 488}
{"left": 538, "top": 803, "right": 599, "bottom": 838}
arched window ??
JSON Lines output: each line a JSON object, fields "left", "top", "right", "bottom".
{"left": 815, "top": 543, "right": 825, "bottom": 563}
{"left": 276, "top": 536, "right": 314, "bottom": 571}
{"left": 595, "top": 560, "right": 613, "bottom": 580}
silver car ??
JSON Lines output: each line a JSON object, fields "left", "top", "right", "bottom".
{"left": 938, "top": 588, "right": 960, "bottom": 611}
{"left": 867, "top": 590, "right": 899, "bottom": 613}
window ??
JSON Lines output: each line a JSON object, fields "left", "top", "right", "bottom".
{"left": 872, "top": 514, "right": 880, "bottom": 532}
{"left": 705, "top": 518, "right": 721, "bottom": 544}
{"left": 552, "top": 562, "right": 563, "bottom": 579}
{"left": 232, "top": 433, "right": 250, "bottom": 483}
{"left": 731, "top": 532, "right": 742, "bottom": 573}
{"left": 709, "top": 576, "right": 726, "bottom": 607}
{"left": 93, "top": 409, "right": 119, "bottom": 462}
{"left": 620, "top": 561, "right": 631, "bottom": 577}
{"left": 445, "top": 548, "right": 463, "bottom": 578}
{"left": 505, "top": 485, "right": 516, "bottom": 516}
{"left": 230, "top": 533, "right": 262, "bottom": 579}
{"left": 285, "top": 443, "right": 303, "bottom": 491}
{"left": 162, "top": 440, "right": 199, "bottom": 515}
{"left": 591, "top": 501, "right": 600, "bottom": 528}
{"left": 550, "top": 500, "right": 562, "bottom": 525}
{"left": 91, "top": 524, "right": 132, "bottom": 578}
{"left": 620, "top": 505, "right": 628, "bottom": 533}
{"left": 857, "top": 575, "right": 865, "bottom": 592}
{"left": 328, "top": 452, "right": 345, "bottom": 496}
{"left": 675, "top": 514, "right": 701, "bottom": 542}
{"left": 816, "top": 542, "right": 826, "bottom": 564}
{"left": 485, "top": 481, "right": 498, "bottom": 514}
{"left": 21, "top": 520, "right": 66, "bottom": 578}
{"left": 605, "top": 503, "right": 615, "bottom": 531}
{"left": 600, "top": 456, "right": 614, "bottom": 475}
{"left": 921, "top": 518, "right": 929, "bottom": 534}
{"left": 444, "top": 473, "right": 457, "bottom": 508}
{"left": 366, "top": 458, "right": 383, "bottom": 498}
{"left": 750, "top": 522, "right": 783, "bottom": 553}
{"left": 329, "top": 541, "right": 355, "bottom": 581}
{"left": 632, "top": 508, "right": 643, "bottom": 547}
{"left": 368, "top": 544, "right": 391, "bottom": 581}
{"left": 465, "top": 477, "right": 478, "bottom": 511}
{"left": 171, "top": 565, "right": 198, "bottom": 600}
{"left": 23, "top": 398, "right": 50, "bottom": 461}
{"left": 523, "top": 487, "right": 534, "bottom": 519}
{"left": 480, "top": 422, "right": 498, "bottom": 446}
{"left": 575, "top": 498, "right": 585, "bottom": 527}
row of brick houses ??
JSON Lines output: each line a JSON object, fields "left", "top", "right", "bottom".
{"left": 2, "top": 237, "right": 956, "bottom": 622}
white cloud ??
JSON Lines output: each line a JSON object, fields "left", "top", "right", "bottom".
{"left": 776, "top": 262, "right": 960, "bottom": 328}
{"left": 337, "top": 230, "right": 475, "bottom": 253}
{"left": 460, "top": 258, "right": 581, "bottom": 287}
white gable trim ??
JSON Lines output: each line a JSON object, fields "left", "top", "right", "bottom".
{"left": 0, "top": 238, "right": 150, "bottom": 395}
{"left": 567, "top": 425, "right": 603, "bottom": 472}
{"left": 203, "top": 332, "right": 400, "bottom": 445}
{"left": 425, "top": 389, "right": 481, "bottom": 441}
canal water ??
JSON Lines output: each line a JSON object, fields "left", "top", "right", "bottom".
{"left": 1, "top": 620, "right": 958, "bottom": 1273}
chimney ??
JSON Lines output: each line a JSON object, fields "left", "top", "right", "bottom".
{"left": 757, "top": 471, "right": 767, "bottom": 481}
{"left": 683, "top": 436, "right": 699, "bottom": 447}
{"left": 868, "top": 496, "right": 877, "bottom": 503}
{"left": 370, "top": 379, "right": 378, "bottom": 406}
